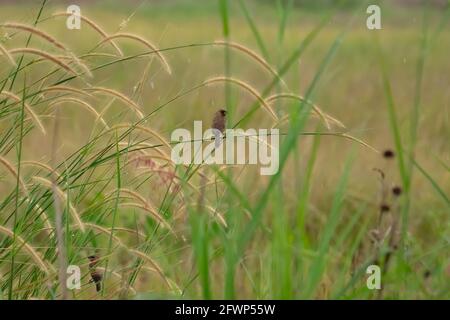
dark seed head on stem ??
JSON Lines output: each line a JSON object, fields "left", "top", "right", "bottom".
{"left": 380, "top": 204, "right": 390, "bottom": 212}
{"left": 392, "top": 186, "right": 402, "bottom": 196}
{"left": 383, "top": 149, "right": 395, "bottom": 159}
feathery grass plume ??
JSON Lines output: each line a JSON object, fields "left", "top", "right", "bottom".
{"left": 113, "top": 227, "right": 146, "bottom": 240}
{"left": 68, "top": 52, "right": 94, "bottom": 78}
{"left": 128, "top": 248, "right": 171, "bottom": 289}
{"left": 8, "top": 48, "right": 78, "bottom": 75}
{"left": 51, "top": 12, "right": 123, "bottom": 56}
{"left": 82, "top": 222, "right": 123, "bottom": 245}
{"left": 0, "top": 91, "right": 46, "bottom": 134}
{"left": 267, "top": 93, "right": 346, "bottom": 129}
{"left": 113, "top": 188, "right": 151, "bottom": 207}
{"left": 32, "top": 176, "right": 85, "bottom": 232}
{"left": 49, "top": 98, "right": 109, "bottom": 129}
{"left": 84, "top": 87, "right": 144, "bottom": 119}
{"left": 22, "top": 197, "right": 53, "bottom": 232}
{"left": 96, "top": 33, "right": 172, "bottom": 75}
{"left": 203, "top": 76, "right": 278, "bottom": 121}
{"left": 174, "top": 202, "right": 231, "bottom": 226}
{"left": 306, "top": 132, "right": 379, "bottom": 153}
{"left": 0, "top": 155, "right": 29, "bottom": 195}
{"left": 118, "top": 202, "right": 176, "bottom": 235}
{"left": 213, "top": 40, "right": 285, "bottom": 86}
{"left": 138, "top": 168, "right": 198, "bottom": 193}
{"left": 111, "top": 123, "right": 170, "bottom": 149}
{"left": 41, "top": 85, "right": 93, "bottom": 98}
{"left": 94, "top": 267, "right": 137, "bottom": 295}
{"left": 138, "top": 266, "right": 182, "bottom": 294}
{"left": 79, "top": 52, "right": 120, "bottom": 59}
{"left": 122, "top": 142, "right": 211, "bottom": 182}
{"left": 120, "top": 141, "right": 171, "bottom": 158}
{"left": 21, "top": 160, "right": 60, "bottom": 179}
{"left": 0, "top": 225, "right": 55, "bottom": 275}
{"left": 0, "top": 43, "right": 17, "bottom": 66}
{"left": 0, "top": 22, "right": 68, "bottom": 51}
{"left": 127, "top": 154, "right": 173, "bottom": 169}
{"left": 198, "top": 204, "right": 227, "bottom": 227}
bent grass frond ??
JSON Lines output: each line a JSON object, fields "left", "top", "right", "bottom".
{"left": 22, "top": 197, "right": 53, "bottom": 233}
{"left": 8, "top": 48, "right": 78, "bottom": 75}
{"left": 118, "top": 202, "right": 176, "bottom": 236}
{"left": 32, "top": 176, "right": 85, "bottom": 232}
{"left": 213, "top": 40, "right": 285, "bottom": 86}
{"left": 203, "top": 76, "right": 278, "bottom": 121}
{"left": 267, "top": 93, "right": 345, "bottom": 129}
{"left": 0, "top": 22, "right": 68, "bottom": 51}
{"left": 111, "top": 123, "right": 170, "bottom": 149}
{"left": 0, "top": 225, "right": 55, "bottom": 275}
{"left": 51, "top": 12, "right": 123, "bottom": 56}
{"left": 0, "top": 91, "right": 46, "bottom": 135}
{"left": 0, "top": 156, "right": 29, "bottom": 195}
{"left": 21, "top": 160, "right": 60, "bottom": 179}
{"left": 0, "top": 43, "right": 17, "bottom": 66}
{"left": 41, "top": 85, "right": 93, "bottom": 98}
{"left": 96, "top": 33, "right": 171, "bottom": 75}
{"left": 84, "top": 87, "right": 144, "bottom": 119}
{"left": 49, "top": 97, "right": 109, "bottom": 129}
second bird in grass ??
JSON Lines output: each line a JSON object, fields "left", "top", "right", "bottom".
{"left": 88, "top": 255, "right": 102, "bottom": 292}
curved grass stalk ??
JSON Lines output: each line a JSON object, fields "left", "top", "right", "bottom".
{"left": 0, "top": 156, "right": 29, "bottom": 195}
{"left": 96, "top": 33, "right": 171, "bottom": 75}
{"left": 0, "top": 91, "right": 46, "bottom": 135}
{"left": 49, "top": 97, "right": 109, "bottom": 129}
{"left": 41, "top": 85, "right": 93, "bottom": 98}
{"left": 22, "top": 197, "right": 53, "bottom": 232}
{"left": 112, "top": 227, "right": 146, "bottom": 240}
{"left": 8, "top": 48, "right": 78, "bottom": 76}
{"left": 128, "top": 248, "right": 171, "bottom": 289}
{"left": 118, "top": 202, "right": 176, "bottom": 235}
{"left": 267, "top": 93, "right": 345, "bottom": 129}
{"left": 111, "top": 123, "right": 170, "bottom": 149}
{"left": 32, "top": 176, "right": 85, "bottom": 232}
{"left": 0, "top": 225, "right": 55, "bottom": 275}
{"left": 138, "top": 167, "right": 198, "bottom": 193}
{"left": 0, "top": 22, "right": 68, "bottom": 51}
{"left": 174, "top": 202, "right": 227, "bottom": 227}
{"left": 84, "top": 87, "right": 144, "bottom": 119}
{"left": 0, "top": 43, "right": 17, "bottom": 66}
{"left": 203, "top": 76, "right": 278, "bottom": 121}
{"left": 213, "top": 40, "right": 286, "bottom": 87}
{"left": 21, "top": 160, "right": 60, "bottom": 178}
{"left": 51, "top": 12, "right": 123, "bottom": 56}
{"left": 298, "top": 132, "right": 379, "bottom": 153}
{"left": 111, "top": 123, "right": 172, "bottom": 150}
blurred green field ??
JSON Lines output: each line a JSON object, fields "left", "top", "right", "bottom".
{"left": 0, "top": 0, "right": 449, "bottom": 300}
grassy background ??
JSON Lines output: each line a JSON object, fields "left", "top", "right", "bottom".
{"left": 0, "top": 0, "right": 448, "bottom": 299}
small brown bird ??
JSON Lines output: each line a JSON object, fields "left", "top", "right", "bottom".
{"left": 88, "top": 255, "right": 102, "bottom": 292}
{"left": 88, "top": 255, "right": 99, "bottom": 269}
{"left": 212, "top": 109, "right": 227, "bottom": 148}
{"left": 212, "top": 109, "right": 227, "bottom": 133}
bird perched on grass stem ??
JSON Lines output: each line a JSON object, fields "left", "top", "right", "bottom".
{"left": 212, "top": 109, "right": 227, "bottom": 148}
{"left": 88, "top": 255, "right": 102, "bottom": 292}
